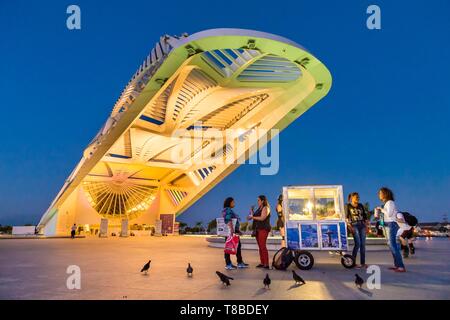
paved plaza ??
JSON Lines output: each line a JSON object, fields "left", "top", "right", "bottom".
{"left": 1, "top": 236, "right": 449, "bottom": 300}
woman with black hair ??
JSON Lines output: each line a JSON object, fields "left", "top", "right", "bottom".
{"left": 376, "top": 187, "right": 406, "bottom": 272}
{"left": 276, "top": 194, "right": 285, "bottom": 247}
{"left": 345, "top": 192, "right": 369, "bottom": 268}
{"left": 222, "top": 197, "right": 249, "bottom": 270}
{"left": 248, "top": 195, "right": 271, "bottom": 269}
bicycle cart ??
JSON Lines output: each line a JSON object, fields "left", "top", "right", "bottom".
{"left": 274, "top": 185, "right": 355, "bottom": 270}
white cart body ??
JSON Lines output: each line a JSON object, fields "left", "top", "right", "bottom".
{"left": 282, "top": 185, "right": 349, "bottom": 252}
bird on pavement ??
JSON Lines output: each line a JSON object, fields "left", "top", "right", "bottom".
{"left": 216, "top": 271, "right": 234, "bottom": 286}
{"left": 355, "top": 274, "right": 364, "bottom": 288}
{"left": 141, "top": 260, "right": 151, "bottom": 275}
{"left": 263, "top": 273, "right": 271, "bottom": 289}
{"left": 187, "top": 263, "right": 193, "bottom": 277}
{"left": 292, "top": 270, "right": 306, "bottom": 285}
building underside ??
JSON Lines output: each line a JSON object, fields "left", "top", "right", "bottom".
{"left": 37, "top": 29, "right": 332, "bottom": 236}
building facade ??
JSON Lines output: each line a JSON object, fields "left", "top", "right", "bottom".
{"left": 37, "top": 29, "right": 332, "bottom": 236}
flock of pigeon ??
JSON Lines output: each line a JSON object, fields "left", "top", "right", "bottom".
{"left": 140, "top": 260, "right": 366, "bottom": 290}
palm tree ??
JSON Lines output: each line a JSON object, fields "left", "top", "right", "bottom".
{"left": 178, "top": 222, "right": 187, "bottom": 233}
{"left": 178, "top": 222, "right": 187, "bottom": 229}
{"left": 207, "top": 219, "right": 217, "bottom": 233}
{"left": 195, "top": 221, "right": 204, "bottom": 232}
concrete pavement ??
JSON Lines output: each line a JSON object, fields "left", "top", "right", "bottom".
{"left": 0, "top": 236, "right": 449, "bottom": 299}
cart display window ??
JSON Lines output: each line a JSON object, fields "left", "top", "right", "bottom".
{"left": 286, "top": 188, "right": 314, "bottom": 220}
{"left": 314, "top": 188, "right": 341, "bottom": 220}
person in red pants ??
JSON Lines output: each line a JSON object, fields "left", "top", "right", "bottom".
{"left": 248, "top": 195, "right": 272, "bottom": 269}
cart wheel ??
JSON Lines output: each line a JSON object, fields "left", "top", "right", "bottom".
{"left": 294, "top": 250, "right": 314, "bottom": 270}
{"left": 341, "top": 254, "right": 355, "bottom": 269}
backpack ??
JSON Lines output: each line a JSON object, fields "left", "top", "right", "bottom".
{"left": 401, "top": 212, "right": 418, "bottom": 227}
{"left": 272, "top": 247, "right": 293, "bottom": 270}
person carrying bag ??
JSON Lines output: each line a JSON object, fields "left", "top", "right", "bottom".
{"left": 224, "top": 234, "right": 240, "bottom": 255}
{"left": 222, "top": 197, "right": 249, "bottom": 270}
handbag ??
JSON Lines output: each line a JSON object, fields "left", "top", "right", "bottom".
{"left": 224, "top": 234, "right": 240, "bottom": 255}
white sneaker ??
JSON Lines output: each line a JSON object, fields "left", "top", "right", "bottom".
{"left": 225, "top": 264, "right": 237, "bottom": 270}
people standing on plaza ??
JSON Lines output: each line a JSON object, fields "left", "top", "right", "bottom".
{"left": 396, "top": 211, "right": 418, "bottom": 258}
{"left": 222, "top": 197, "right": 249, "bottom": 270}
{"left": 376, "top": 187, "right": 406, "bottom": 272}
{"left": 275, "top": 194, "right": 285, "bottom": 247}
{"left": 375, "top": 220, "right": 384, "bottom": 237}
{"left": 345, "top": 192, "right": 369, "bottom": 268}
{"left": 396, "top": 212, "right": 413, "bottom": 258}
{"left": 70, "top": 224, "right": 77, "bottom": 239}
{"left": 248, "top": 195, "right": 271, "bottom": 269}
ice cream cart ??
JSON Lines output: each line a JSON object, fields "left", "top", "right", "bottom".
{"left": 280, "top": 185, "right": 355, "bottom": 270}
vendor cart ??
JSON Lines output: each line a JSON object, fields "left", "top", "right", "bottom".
{"left": 277, "top": 185, "right": 355, "bottom": 270}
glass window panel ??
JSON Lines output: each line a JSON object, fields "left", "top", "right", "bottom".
{"left": 314, "top": 188, "right": 339, "bottom": 220}
{"left": 286, "top": 188, "right": 313, "bottom": 220}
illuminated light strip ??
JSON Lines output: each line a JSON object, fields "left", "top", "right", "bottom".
{"left": 81, "top": 181, "right": 156, "bottom": 219}
{"left": 198, "top": 94, "right": 268, "bottom": 130}
{"left": 166, "top": 189, "right": 188, "bottom": 206}
{"left": 201, "top": 49, "right": 260, "bottom": 77}
{"left": 140, "top": 78, "right": 176, "bottom": 125}
{"left": 172, "top": 68, "right": 217, "bottom": 122}
{"left": 237, "top": 54, "right": 301, "bottom": 82}
{"left": 139, "top": 115, "right": 164, "bottom": 125}
{"left": 110, "top": 35, "right": 187, "bottom": 116}
{"left": 107, "top": 153, "right": 132, "bottom": 159}
{"left": 195, "top": 166, "right": 215, "bottom": 181}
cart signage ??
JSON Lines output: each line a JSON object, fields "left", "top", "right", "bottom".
{"left": 320, "top": 223, "right": 339, "bottom": 249}
{"left": 339, "top": 222, "right": 348, "bottom": 250}
{"left": 286, "top": 227, "right": 300, "bottom": 249}
{"left": 299, "top": 223, "right": 319, "bottom": 249}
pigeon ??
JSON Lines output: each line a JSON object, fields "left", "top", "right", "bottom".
{"left": 292, "top": 270, "right": 306, "bottom": 285}
{"left": 216, "top": 271, "right": 234, "bottom": 286}
{"left": 263, "top": 273, "right": 271, "bottom": 289}
{"left": 187, "top": 263, "right": 193, "bottom": 277}
{"left": 140, "top": 260, "right": 151, "bottom": 275}
{"left": 355, "top": 274, "right": 364, "bottom": 288}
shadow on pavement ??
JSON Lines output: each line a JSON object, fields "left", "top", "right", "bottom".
{"left": 358, "top": 287, "right": 373, "bottom": 297}
{"left": 287, "top": 283, "right": 305, "bottom": 290}
{"left": 253, "top": 287, "right": 269, "bottom": 296}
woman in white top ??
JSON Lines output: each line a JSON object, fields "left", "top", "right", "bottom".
{"left": 375, "top": 187, "right": 406, "bottom": 272}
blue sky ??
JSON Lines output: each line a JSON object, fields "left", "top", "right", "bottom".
{"left": 0, "top": 0, "right": 449, "bottom": 226}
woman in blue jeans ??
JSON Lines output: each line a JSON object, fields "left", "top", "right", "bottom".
{"left": 346, "top": 192, "right": 369, "bottom": 268}
{"left": 376, "top": 187, "right": 406, "bottom": 272}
